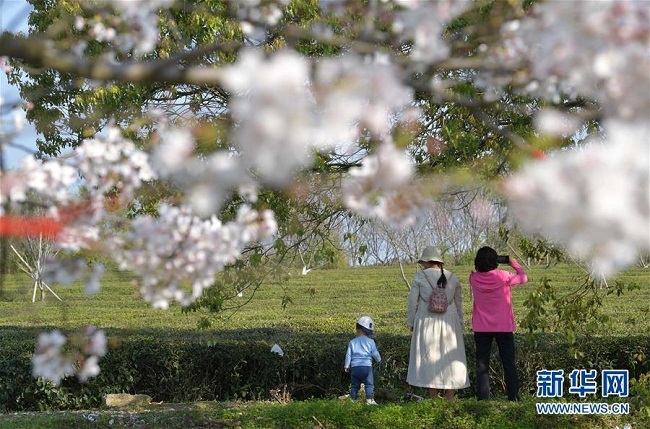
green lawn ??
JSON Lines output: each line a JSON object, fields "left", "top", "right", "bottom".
{"left": 0, "top": 396, "right": 644, "bottom": 429}
{"left": 0, "top": 263, "right": 648, "bottom": 335}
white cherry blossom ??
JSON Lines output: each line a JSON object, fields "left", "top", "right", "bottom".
{"left": 222, "top": 50, "right": 415, "bottom": 187}
{"left": 505, "top": 120, "right": 649, "bottom": 277}
{"left": 79, "top": 0, "right": 175, "bottom": 57}
{"left": 534, "top": 109, "right": 582, "bottom": 137}
{"left": 222, "top": 49, "right": 315, "bottom": 186}
{"left": 315, "top": 54, "right": 416, "bottom": 138}
{"left": 106, "top": 203, "right": 277, "bottom": 309}
{"left": 77, "top": 355, "right": 101, "bottom": 383}
{"left": 32, "top": 326, "right": 107, "bottom": 386}
{"left": 76, "top": 125, "right": 155, "bottom": 199}
{"left": 232, "top": 0, "right": 289, "bottom": 41}
{"left": 151, "top": 127, "right": 196, "bottom": 177}
{"left": 392, "top": 0, "right": 472, "bottom": 64}
{"left": 496, "top": 1, "right": 649, "bottom": 120}
{"left": 32, "top": 331, "right": 75, "bottom": 387}
{"left": 151, "top": 124, "right": 253, "bottom": 216}
{"left": 84, "top": 327, "right": 107, "bottom": 357}
{"left": 342, "top": 141, "right": 431, "bottom": 228}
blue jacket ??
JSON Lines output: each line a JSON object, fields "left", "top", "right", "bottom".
{"left": 344, "top": 336, "right": 381, "bottom": 369}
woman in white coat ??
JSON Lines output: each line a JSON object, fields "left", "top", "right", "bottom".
{"left": 407, "top": 246, "right": 469, "bottom": 402}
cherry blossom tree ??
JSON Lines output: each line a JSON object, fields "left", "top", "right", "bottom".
{"left": 0, "top": 0, "right": 648, "bottom": 385}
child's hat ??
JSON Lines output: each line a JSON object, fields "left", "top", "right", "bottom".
{"left": 357, "top": 316, "right": 375, "bottom": 336}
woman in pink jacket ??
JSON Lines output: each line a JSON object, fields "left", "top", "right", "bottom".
{"left": 469, "top": 246, "right": 528, "bottom": 401}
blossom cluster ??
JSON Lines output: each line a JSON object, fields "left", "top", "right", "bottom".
{"left": 107, "top": 203, "right": 277, "bottom": 309}
{"left": 221, "top": 49, "right": 318, "bottom": 187}
{"left": 2, "top": 125, "right": 153, "bottom": 217}
{"left": 74, "top": 0, "right": 175, "bottom": 57}
{"left": 3, "top": 124, "right": 156, "bottom": 257}
{"left": 151, "top": 123, "right": 256, "bottom": 216}
{"left": 0, "top": 157, "right": 77, "bottom": 212}
{"left": 491, "top": 1, "right": 650, "bottom": 275}
{"left": 314, "top": 53, "right": 416, "bottom": 138}
{"left": 497, "top": 0, "right": 650, "bottom": 120}
{"left": 75, "top": 125, "right": 155, "bottom": 199}
{"left": 32, "top": 326, "right": 107, "bottom": 386}
{"left": 342, "top": 141, "right": 431, "bottom": 228}
{"left": 222, "top": 49, "right": 420, "bottom": 221}
{"left": 505, "top": 120, "right": 649, "bottom": 277}
{"left": 1, "top": 120, "right": 277, "bottom": 307}
{"left": 392, "top": 0, "right": 471, "bottom": 64}
{"left": 232, "top": 0, "right": 289, "bottom": 41}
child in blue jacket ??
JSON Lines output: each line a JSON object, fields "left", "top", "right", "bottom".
{"left": 344, "top": 316, "right": 382, "bottom": 405}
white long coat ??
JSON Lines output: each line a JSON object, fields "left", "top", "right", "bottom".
{"left": 406, "top": 268, "right": 470, "bottom": 389}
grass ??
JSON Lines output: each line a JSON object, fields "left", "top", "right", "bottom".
{"left": 0, "top": 263, "right": 648, "bottom": 428}
{"left": 1, "top": 263, "right": 647, "bottom": 336}
{"left": 0, "top": 396, "right": 644, "bottom": 429}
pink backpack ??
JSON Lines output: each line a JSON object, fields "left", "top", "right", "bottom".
{"left": 422, "top": 271, "right": 448, "bottom": 313}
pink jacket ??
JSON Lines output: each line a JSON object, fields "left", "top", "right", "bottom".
{"left": 469, "top": 261, "right": 528, "bottom": 332}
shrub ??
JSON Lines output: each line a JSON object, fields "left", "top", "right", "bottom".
{"left": 1, "top": 327, "right": 648, "bottom": 412}
{"left": 630, "top": 372, "right": 650, "bottom": 418}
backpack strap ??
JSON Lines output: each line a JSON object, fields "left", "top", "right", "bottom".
{"left": 418, "top": 270, "right": 440, "bottom": 303}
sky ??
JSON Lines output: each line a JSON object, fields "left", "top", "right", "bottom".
{"left": 1, "top": 0, "right": 38, "bottom": 169}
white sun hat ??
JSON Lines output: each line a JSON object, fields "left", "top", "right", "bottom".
{"left": 418, "top": 246, "right": 444, "bottom": 264}
{"left": 357, "top": 316, "right": 375, "bottom": 336}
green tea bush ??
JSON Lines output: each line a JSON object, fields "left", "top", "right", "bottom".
{"left": 629, "top": 372, "right": 650, "bottom": 418}
{"left": 1, "top": 327, "right": 648, "bottom": 412}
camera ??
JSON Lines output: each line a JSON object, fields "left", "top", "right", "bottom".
{"left": 496, "top": 255, "right": 510, "bottom": 264}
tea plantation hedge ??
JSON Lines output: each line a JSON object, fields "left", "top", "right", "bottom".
{"left": 1, "top": 327, "right": 648, "bottom": 412}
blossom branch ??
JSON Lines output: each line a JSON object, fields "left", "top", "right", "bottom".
{"left": 0, "top": 33, "right": 228, "bottom": 85}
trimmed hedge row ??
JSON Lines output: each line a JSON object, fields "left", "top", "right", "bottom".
{"left": 1, "top": 327, "right": 648, "bottom": 412}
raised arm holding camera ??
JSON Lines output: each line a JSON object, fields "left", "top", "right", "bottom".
{"left": 469, "top": 246, "right": 528, "bottom": 401}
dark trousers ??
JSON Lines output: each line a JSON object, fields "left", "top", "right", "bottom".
{"left": 474, "top": 332, "right": 519, "bottom": 401}
{"left": 350, "top": 366, "right": 374, "bottom": 399}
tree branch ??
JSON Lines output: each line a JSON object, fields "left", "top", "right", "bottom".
{"left": 0, "top": 33, "right": 229, "bottom": 85}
